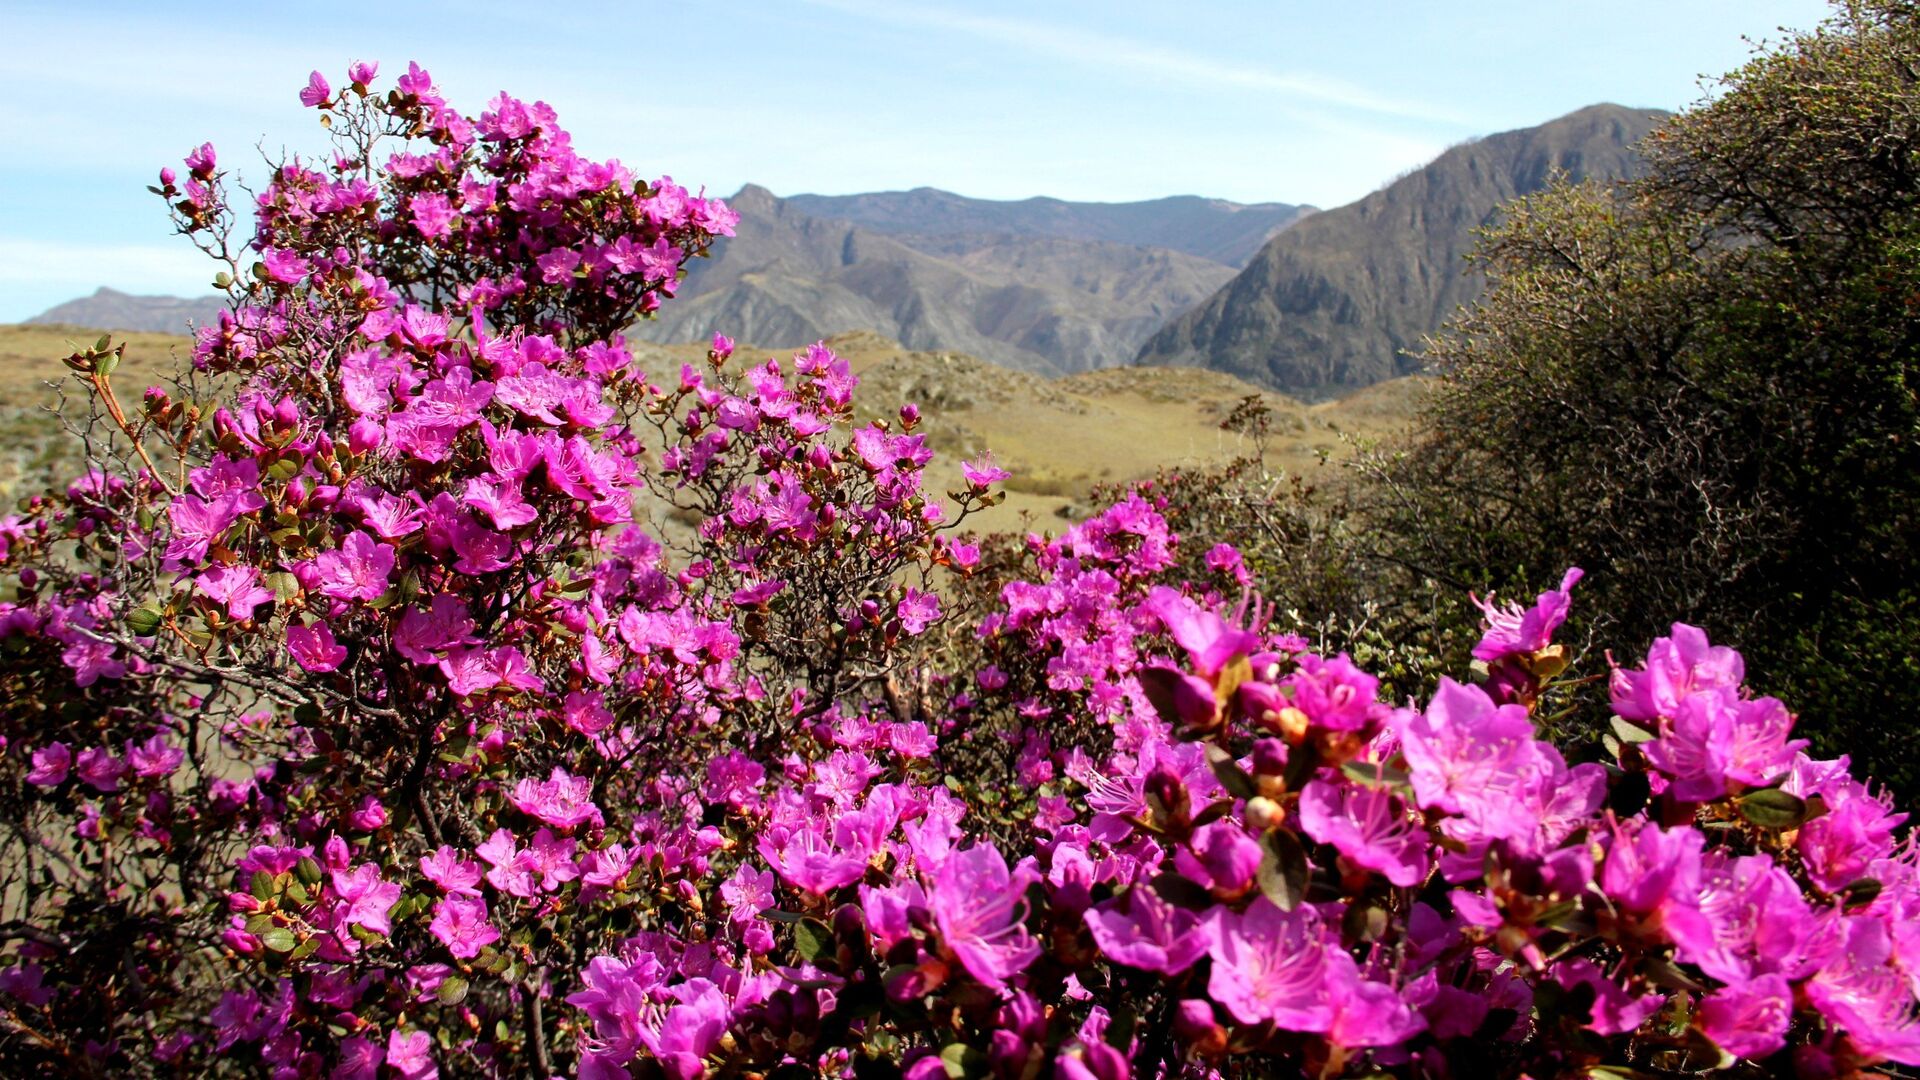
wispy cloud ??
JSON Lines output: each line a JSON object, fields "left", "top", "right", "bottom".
{"left": 801, "top": 0, "right": 1479, "bottom": 128}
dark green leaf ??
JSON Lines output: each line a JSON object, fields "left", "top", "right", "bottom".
{"left": 127, "top": 602, "right": 165, "bottom": 637}
{"left": 939, "top": 1043, "right": 986, "bottom": 1079}
{"left": 1205, "top": 744, "right": 1256, "bottom": 799}
{"left": 795, "top": 917, "right": 832, "bottom": 963}
{"left": 259, "top": 927, "right": 297, "bottom": 953}
{"left": 1256, "top": 829, "right": 1311, "bottom": 911}
{"left": 437, "top": 974, "right": 470, "bottom": 1006}
{"left": 1735, "top": 787, "right": 1809, "bottom": 829}
{"left": 1608, "top": 717, "right": 1655, "bottom": 745}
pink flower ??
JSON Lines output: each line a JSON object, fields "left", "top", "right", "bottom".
{"left": 311, "top": 530, "right": 394, "bottom": 602}
{"left": 330, "top": 864, "right": 401, "bottom": 935}
{"left": 719, "top": 863, "right": 776, "bottom": 923}
{"left": 410, "top": 193, "right": 456, "bottom": 240}
{"left": 509, "top": 767, "right": 604, "bottom": 829}
{"left": 126, "top": 734, "right": 184, "bottom": 778}
{"left": 261, "top": 248, "right": 312, "bottom": 285}
{"left": 197, "top": 565, "right": 275, "bottom": 620}
{"left": 1551, "top": 959, "right": 1665, "bottom": 1036}
{"left": 165, "top": 493, "right": 242, "bottom": 568}
{"left": 961, "top": 455, "right": 1009, "bottom": 488}
{"left": 1697, "top": 974, "right": 1792, "bottom": 1059}
{"left": 927, "top": 845, "right": 1040, "bottom": 991}
{"left": 386, "top": 1029, "right": 436, "bottom": 1080}
{"left": 298, "top": 70, "right": 331, "bottom": 108}
{"left": 286, "top": 623, "right": 347, "bottom": 673}
{"left": 1206, "top": 899, "right": 1336, "bottom": 1032}
{"left": 1397, "top": 678, "right": 1542, "bottom": 829}
{"left": 1083, "top": 885, "right": 1208, "bottom": 975}
{"left": 75, "top": 747, "right": 127, "bottom": 793}
{"left": 184, "top": 142, "right": 217, "bottom": 179}
{"left": 419, "top": 847, "right": 484, "bottom": 897}
{"left": 1298, "top": 779, "right": 1430, "bottom": 887}
{"left": 26, "top": 743, "right": 70, "bottom": 786}
{"left": 897, "top": 589, "right": 941, "bottom": 636}
{"left": 348, "top": 60, "right": 380, "bottom": 86}
{"left": 394, "top": 595, "right": 479, "bottom": 664}
{"left": 1471, "top": 567, "right": 1581, "bottom": 663}
{"left": 1144, "top": 586, "right": 1260, "bottom": 677}
{"left": 428, "top": 897, "right": 499, "bottom": 959}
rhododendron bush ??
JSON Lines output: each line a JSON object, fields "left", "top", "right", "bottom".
{"left": 0, "top": 64, "right": 1916, "bottom": 1080}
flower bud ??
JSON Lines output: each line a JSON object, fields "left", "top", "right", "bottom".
{"left": 1173, "top": 999, "right": 1228, "bottom": 1059}
{"left": 1244, "top": 796, "right": 1285, "bottom": 831}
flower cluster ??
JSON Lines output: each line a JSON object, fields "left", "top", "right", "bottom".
{"left": 0, "top": 61, "right": 1911, "bottom": 1080}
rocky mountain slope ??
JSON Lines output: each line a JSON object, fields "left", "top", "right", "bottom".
{"left": 1135, "top": 104, "right": 1667, "bottom": 398}
{"left": 783, "top": 188, "right": 1314, "bottom": 267}
{"left": 26, "top": 288, "right": 224, "bottom": 334}
{"left": 627, "top": 186, "right": 1248, "bottom": 374}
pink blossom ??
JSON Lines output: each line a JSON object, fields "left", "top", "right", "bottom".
{"left": 1697, "top": 974, "right": 1792, "bottom": 1059}
{"left": 197, "top": 565, "right": 275, "bottom": 620}
{"left": 897, "top": 589, "right": 941, "bottom": 636}
{"left": 286, "top": 623, "right": 347, "bottom": 672}
{"left": 510, "top": 767, "right": 604, "bottom": 829}
{"left": 927, "top": 845, "right": 1040, "bottom": 990}
{"left": 1083, "top": 885, "right": 1208, "bottom": 975}
{"left": 1206, "top": 899, "right": 1336, "bottom": 1031}
{"left": 311, "top": 530, "right": 394, "bottom": 602}
{"left": 330, "top": 864, "right": 401, "bottom": 935}
{"left": 1298, "top": 779, "right": 1430, "bottom": 887}
{"left": 26, "top": 743, "right": 70, "bottom": 786}
{"left": 419, "top": 847, "right": 484, "bottom": 897}
{"left": 386, "top": 1029, "right": 436, "bottom": 1080}
{"left": 428, "top": 897, "right": 499, "bottom": 959}
{"left": 298, "top": 70, "right": 331, "bottom": 107}
{"left": 75, "top": 746, "right": 127, "bottom": 792}
{"left": 1471, "top": 567, "right": 1581, "bottom": 662}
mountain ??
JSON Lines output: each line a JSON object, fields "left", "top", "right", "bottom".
{"left": 782, "top": 188, "right": 1315, "bottom": 267}
{"left": 26, "top": 288, "right": 225, "bottom": 334}
{"left": 1134, "top": 104, "right": 1668, "bottom": 398}
{"left": 628, "top": 186, "right": 1248, "bottom": 374}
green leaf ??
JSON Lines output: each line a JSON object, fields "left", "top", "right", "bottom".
{"left": 1841, "top": 877, "right": 1884, "bottom": 907}
{"left": 1340, "top": 760, "right": 1411, "bottom": 789}
{"left": 436, "top": 974, "right": 470, "bottom": 1006}
{"left": 1608, "top": 716, "right": 1655, "bottom": 745}
{"left": 127, "top": 601, "right": 165, "bottom": 637}
{"left": 267, "top": 456, "right": 302, "bottom": 482}
{"left": 1205, "top": 744, "right": 1256, "bottom": 799}
{"left": 1735, "top": 787, "right": 1809, "bottom": 829}
{"left": 939, "top": 1043, "right": 986, "bottom": 1079}
{"left": 1256, "top": 829, "right": 1311, "bottom": 911}
{"left": 267, "top": 573, "right": 302, "bottom": 601}
{"left": 259, "top": 927, "right": 297, "bottom": 953}
{"left": 1639, "top": 956, "right": 1705, "bottom": 992}
{"left": 94, "top": 352, "right": 119, "bottom": 377}
{"left": 1148, "top": 872, "right": 1215, "bottom": 911}
{"left": 250, "top": 869, "right": 278, "bottom": 902}
{"left": 794, "top": 917, "right": 832, "bottom": 963}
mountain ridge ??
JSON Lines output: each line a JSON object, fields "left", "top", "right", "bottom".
{"left": 1134, "top": 103, "right": 1669, "bottom": 398}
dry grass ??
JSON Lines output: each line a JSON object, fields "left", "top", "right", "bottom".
{"left": 0, "top": 323, "right": 1424, "bottom": 533}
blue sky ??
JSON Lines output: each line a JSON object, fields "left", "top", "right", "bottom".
{"left": 1, "top": 0, "right": 1833, "bottom": 321}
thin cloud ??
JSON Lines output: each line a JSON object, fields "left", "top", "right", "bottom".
{"left": 801, "top": 0, "right": 1480, "bottom": 128}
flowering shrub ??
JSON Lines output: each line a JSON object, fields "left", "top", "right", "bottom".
{"left": 0, "top": 61, "right": 1916, "bottom": 1080}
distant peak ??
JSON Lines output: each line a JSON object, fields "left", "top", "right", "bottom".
{"left": 728, "top": 184, "right": 780, "bottom": 213}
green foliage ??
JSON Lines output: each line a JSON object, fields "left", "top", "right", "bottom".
{"left": 1378, "top": 0, "right": 1920, "bottom": 798}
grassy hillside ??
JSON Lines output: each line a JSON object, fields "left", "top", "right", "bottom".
{"left": 0, "top": 324, "right": 1425, "bottom": 534}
